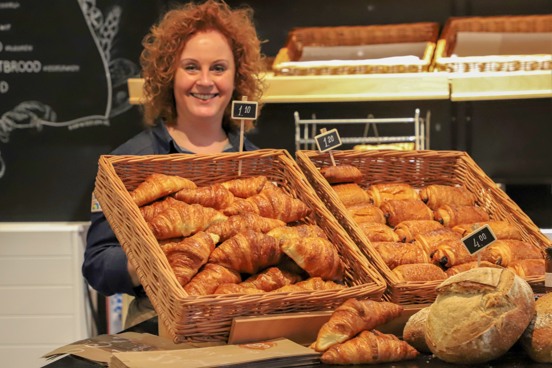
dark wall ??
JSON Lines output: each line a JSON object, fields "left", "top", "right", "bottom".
{"left": 0, "top": 0, "right": 550, "bottom": 226}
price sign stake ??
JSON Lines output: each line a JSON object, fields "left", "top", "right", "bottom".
{"left": 231, "top": 97, "right": 258, "bottom": 176}
{"left": 461, "top": 224, "right": 497, "bottom": 266}
{"left": 315, "top": 128, "right": 342, "bottom": 166}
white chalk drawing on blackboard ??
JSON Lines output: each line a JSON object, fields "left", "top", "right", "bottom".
{"left": 0, "top": 0, "right": 139, "bottom": 178}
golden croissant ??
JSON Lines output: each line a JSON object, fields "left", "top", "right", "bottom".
{"left": 147, "top": 200, "right": 227, "bottom": 239}
{"left": 139, "top": 196, "right": 181, "bottom": 223}
{"left": 173, "top": 183, "right": 234, "bottom": 210}
{"left": 208, "top": 229, "right": 282, "bottom": 274}
{"left": 274, "top": 277, "right": 346, "bottom": 292}
{"left": 419, "top": 184, "right": 476, "bottom": 210}
{"left": 183, "top": 263, "right": 241, "bottom": 296}
{"left": 240, "top": 266, "right": 303, "bottom": 291}
{"left": 366, "top": 182, "right": 418, "bottom": 207}
{"left": 314, "top": 298, "right": 404, "bottom": 352}
{"left": 281, "top": 236, "right": 344, "bottom": 282}
{"left": 320, "top": 329, "right": 419, "bottom": 365}
{"left": 130, "top": 173, "right": 196, "bottom": 207}
{"left": 162, "top": 232, "right": 219, "bottom": 287}
{"left": 219, "top": 175, "right": 268, "bottom": 198}
{"left": 267, "top": 224, "right": 327, "bottom": 244}
{"left": 205, "top": 212, "right": 285, "bottom": 242}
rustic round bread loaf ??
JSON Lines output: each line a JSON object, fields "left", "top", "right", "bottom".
{"left": 521, "top": 292, "right": 552, "bottom": 363}
{"left": 403, "top": 307, "right": 431, "bottom": 353}
{"left": 425, "top": 267, "right": 535, "bottom": 364}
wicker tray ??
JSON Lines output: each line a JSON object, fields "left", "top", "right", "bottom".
{"left": 272, "top": 22, "right": 439, "bottom": 75}
{"left": 434, "top": 14, "right": 552, "bottom": 73}
{"left": 296, "top": 150, "right": 551, "bottom": 305}
{"left": 94, "top": 149, "right": 386, "bottom": 343}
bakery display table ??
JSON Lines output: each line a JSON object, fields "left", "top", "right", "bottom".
{"left": 41, "top": 316, "right": 549, "bottom": 368}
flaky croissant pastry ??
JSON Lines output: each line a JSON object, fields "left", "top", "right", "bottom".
{"left": 314, "top": 298, "right": 404, "bottom": 352}
{"left": 183, "top": 263, "right": 241, "bottom": 296}
{"left": 281, "top": 236, "right": 344, "bottom": 282}
{"left": 173, "top": 183, "right": 234, "bottom": 210}
{"left": 161, "top": 231, "right": 219, "bottom": 287}
{"left": 219, "top": 175, "right": 268, "bottom": 198}
{"left": 419, "top": 184, "right": 476, "bottom": 210}
{"left": 209, "top": 229, "right": 282, "bottom": 274}
{"left": 205, "top": 212, "right": 285, "bottom": 242}
{"left": 147, "top": 200, "right": 227, "bottom": 239}
{"left": 380, "top": 199, "right": 433, "bottom": 227}
{"left": 366, "top": 182, "right": 418, "bottom": 207}
{"left": 320, "top": 330, "right": 419, "bottom": 365}
{"left": 319, "top": 164, "right": 363, "bottom": 184}
{"left": 130, "top": 173, "right": 196, "bottom": 207}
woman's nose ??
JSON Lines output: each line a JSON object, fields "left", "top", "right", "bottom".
{"left": 197, "top": 70, "right": 214, "bottom": 86}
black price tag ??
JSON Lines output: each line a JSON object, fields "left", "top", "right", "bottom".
{"left": 461, "top": 224, "right": 497, "bottom": 255}
{"left": 315, "top": 128, "right": 342, "bottom": 152}
{"left": 231, "top": 100, "right": 258, "bottom": 120}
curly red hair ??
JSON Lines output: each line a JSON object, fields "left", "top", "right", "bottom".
{"left": 140, "top": 0, "right": 265, "bottom": 131}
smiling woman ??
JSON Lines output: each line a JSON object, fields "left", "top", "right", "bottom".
{"left": 82, "top": 0, "right": 267, "bottom": 329}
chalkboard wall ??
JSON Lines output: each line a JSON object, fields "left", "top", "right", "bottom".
{"left": 0, "top": 0, "right": 550, "bottom": 224}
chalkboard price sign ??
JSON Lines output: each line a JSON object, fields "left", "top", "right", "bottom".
{"left": 315, "top": 128, "right": 342, "bottom": 152}
{"left": 231, "top": 100, "right": 258, "bottom": 120}
{"left": 462, "top": 224, "right": 497, "bottom": 255}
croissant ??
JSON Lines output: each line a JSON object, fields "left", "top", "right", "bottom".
{"left": 445, "top": 260, "right": 502, "bottom": 277}
{"left": 130, "top": 173, "right": 196, "bottom": 207}
{"left": 319, "top": 164, "right": 363, "bottom": 184}
{"left": 240, "top": 266, "right": 303, "bottom": 291}
{"left": 452, "top": 220, "right": 523, "bottom": 240}
{"left": 173, "top": 183, "right": 234, "bottom": 210}
{"left": 314, "top": 298, "right": 404, "bottom": 352}
{"left": 419, "top": 184, "right": 476, "bottom": 210}
{"left": 214, "top": 283, "right": 264, "bottom": 294}
{"left": 205, "top": 213, "right": 285, "bottom": 241}
{"left": 346, "top": 203, "right": 386, "bottom": 224}
{"left": 267, "top": 224, "right": 327, "bottom": 244}
{"left": 380, "top": 199, "right": 433, "bottom": 227}
{"left": 481, "top": 239, "right": 544, "bottom": 267}
{"left": 223, "top": 185, "right": 311, "bottom": 223}
{"left": 183, "top": 263, "right": 241, "bottom": 296}
{"left": 394, "top": 220, "right": 444, "bottom": 243}
{"left": 162, "top": 232, "right": 219, "bottom": 287}
{"left": 392, "top": 263, "right": 448, "bottom": 282}
{"left": 373, "top": 241, "right": 429, "bottom": 270}
{"left": 281, "top": 236, "right": 344, "bottom": 282}
{"left": 414, "top": 227, "right": 462, "bottom": 256}
{"left": 508, "top": 258, "right": 545, "bottom": 278}
{"left": 321, "top": 330, "right": 419, "bottom": 365}
{"left": 357, "top": 222, "right": 399, "bottom": 242}
{"left": 208, "top": 229, "right": 282, "bottom": 274}
{"left": 433, "top": 204, "right": 489, "bottom": 228}
{"left": 274, "top": 277, "right": 346, "bottom": 292}
{"left": 147, "top": 200, "right": 227, "bottom": 239}
{"left": 139, "top": 196, "right": 181, "bottom": 223}
{"left": 366, "top": 182, "right": 418, "bottom": 207}
{"left": 219, "top": 175, "right": 268, "bottom": 198}
{"left": 332, "top": 183, "right": 371, "bottom": 207}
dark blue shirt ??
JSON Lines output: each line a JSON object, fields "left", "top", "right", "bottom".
{"left": 82, "top": 122, "right": 258, "bottom": 296}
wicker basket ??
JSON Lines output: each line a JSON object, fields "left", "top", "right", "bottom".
{"left": 272, "top": 22, "right": 439, "bottom": 75}
{"left": 296, "top": 150, "right": 551, "bottom": 305}
{"left": 434, "top": 14, "right": 552, "bottom": 73}
{"left": 93, "top": 149, "right": 386, "bottom": 343}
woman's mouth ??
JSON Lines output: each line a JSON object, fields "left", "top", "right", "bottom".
{"left": 191, "top": 93, "right": 218, "bottom": 101}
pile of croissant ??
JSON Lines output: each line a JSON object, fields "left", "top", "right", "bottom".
{"left": 311, "top": 297, "right": 417, "bottom": 365}
{"left": 129, "top": 173, "right": 347, "bottom": 295}
{"left": 319, "top": 164, "right": 546, "bottom": 282}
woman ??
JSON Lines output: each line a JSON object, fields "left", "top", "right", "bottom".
{"left": 82, "top": 0, "right": 266, "bottom": 328}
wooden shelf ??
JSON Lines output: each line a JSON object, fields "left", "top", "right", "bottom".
{"left": 127, "top": 71, "right": 552, "bottom": 105}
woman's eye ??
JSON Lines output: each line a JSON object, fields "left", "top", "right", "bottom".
{"left": 184, "top": 64, "right": 199, "bottom": 72}
{"left": 212, "top": 64, "right": 227, "bottom": 73}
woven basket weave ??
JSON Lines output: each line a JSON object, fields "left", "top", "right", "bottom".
{"left": 94, "top": 149, "right": 386, "bottom": 343}
{"left": 273, "top": 22, "right": 439, "bottom": 75}
{"left": 434, "top": 14, "right": 552, "bottom": 73}
{"left": 296, "top": 150, "right": 551, "bottom": 305}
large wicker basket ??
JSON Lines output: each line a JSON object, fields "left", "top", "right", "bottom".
{"left": 93, "top": 149, "right": 386, "bottom": 343}
{"left": 296, "top": 150, "right": 551, "bottom": 305}
{"left": 434, "top": 14, "right": 552, "bottom": 73}
{"left": 272, "top": 22, "right": 439, "bottom": 75}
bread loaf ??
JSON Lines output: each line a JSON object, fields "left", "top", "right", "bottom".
{"left": 403, "top": 307, "right": 431, "bottom": 353}
{"left": 425, "top": 267, "right": 535, "bottom": 364}
{"left": 521, "top": 293, "right": 552, "bottom": 363}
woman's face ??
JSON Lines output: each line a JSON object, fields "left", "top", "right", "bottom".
{"left": 173, "top": 30, "right": 235, "bottom": 125}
